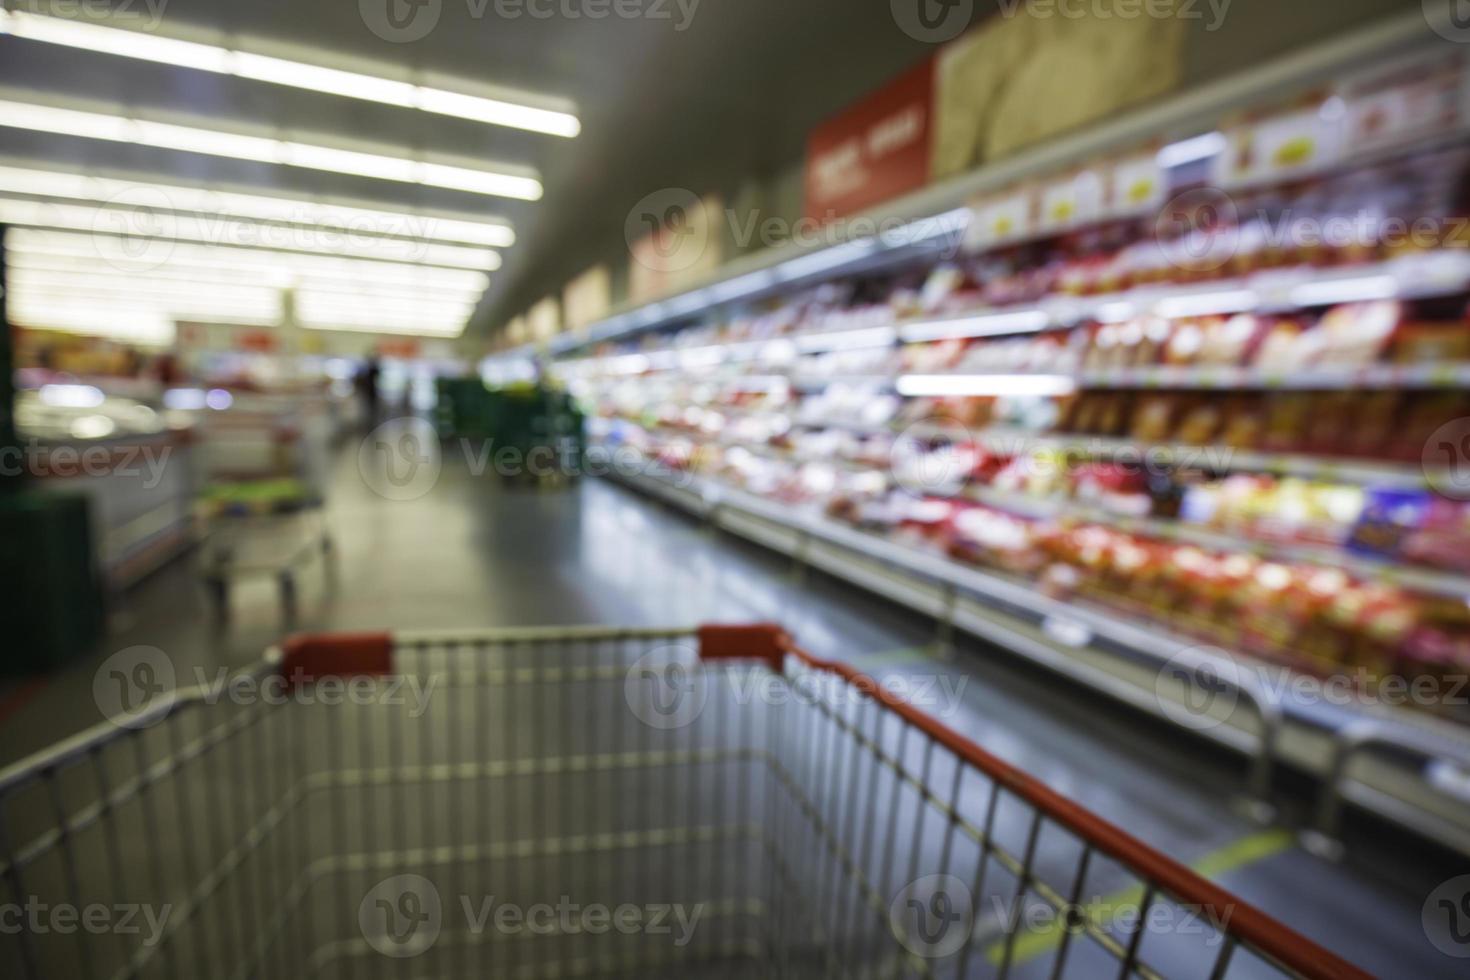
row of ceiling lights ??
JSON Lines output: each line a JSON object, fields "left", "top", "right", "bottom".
{"left": 0, "top": 8, "right": 579, "bottom": 342}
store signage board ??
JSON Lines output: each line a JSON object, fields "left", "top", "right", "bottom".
{"left": 804, "top": 57, "right": 936, "bottom": 223}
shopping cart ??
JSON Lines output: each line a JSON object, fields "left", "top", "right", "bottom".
{"left": 0, "top": 624, "right": 1369, "bottom": 980}
{"left": 194, "top": 392, "right": 335, "bottom": 622}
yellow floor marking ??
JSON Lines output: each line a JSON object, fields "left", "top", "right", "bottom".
{"left": 987, "top": 829, "right": 1295, "bottom": 967}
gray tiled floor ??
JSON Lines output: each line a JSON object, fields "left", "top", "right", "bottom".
{"left": 0, "top": 447, "right": 1460, "bottom": 978}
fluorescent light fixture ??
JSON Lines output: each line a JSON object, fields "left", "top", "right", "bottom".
{"left": 796, "top": 326, "right": 898, "bottom": 353}
{"left": 0, "top": 198, "right": 499, "bottom": 270}
{"left": 1152, "top": 288, "right": 1258, "bottom": 319}
{"left": 895, "top": 374, "right": 1078, "bottom": 398}
{"left": 0, "top": 162, "right": 515, "bottom": 246}
{"left": 0, "top": 98, "right": 543, "bottom": 201}
{"left": 10, "top": 306, "right": 175, "bottom": 344}
{"left": 10, "top": 271, "right": 282, "bottom": 308}
{"left": 1157, "top": 131, "right": 1227, "bottom": 169}
{"left": 8, "top": 228, "right": 492, "bottom": 293}
{"left": 900, "top": 309, "right": 1051, "bottom": 343}
{"left": 0, "top": 10, "right": 580, "bottom": 138}
{"left": 1288, "top": 274, "right": 1398, "bottom": 307}
{"left": 8, "top": 254, "right": 487, "bottom": 308}
{"left": 38, "top": 384, "right": 105, "bottom": 409}
{"left": 776, "top": 240, "right": 878, "bottom": 282}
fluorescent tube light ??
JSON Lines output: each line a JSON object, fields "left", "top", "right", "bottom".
{"left": 8, "top": 228, "right": 492, "bottom": 293}
{"left": 0, "top": 198, "right": 500, "bottom": 270}
{"left": 0, "top": 10, "right": 580, "bottom": 138}
{"left": 899, "top": 310, "right": 1051, "bottom": 343}
{"left": 895, "top": 374, "right": 1077, "bottom": 398}
{"left": 0, "top": 98, "right": 543, "bottom": 201}
{"left": 0, "top": 162, "right": 515, "bottom": 246}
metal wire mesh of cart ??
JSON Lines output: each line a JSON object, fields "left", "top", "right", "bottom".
{"left": 0, "top": 624, "right": 1369, "bottom": 980}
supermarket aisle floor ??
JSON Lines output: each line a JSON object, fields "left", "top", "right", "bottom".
{"left": 0, "top": 448, "right": 1456, "bottom": 977}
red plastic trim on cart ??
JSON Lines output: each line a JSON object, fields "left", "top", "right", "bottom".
{"left": 697, "top": 623, "right": 1369, "bottom": 980}
{"left": 278, "top": 632, "right": 394, "bottom": 684}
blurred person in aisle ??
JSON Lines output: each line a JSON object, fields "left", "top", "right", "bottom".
{"left": 357, "top": 355, "right": 382, "bottom": 428}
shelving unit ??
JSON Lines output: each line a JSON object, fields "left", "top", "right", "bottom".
{"left": 524, "top": 13, "right": 1470, "bottom": 858}
{"left": 600, "top": 446, "right": 1470, "bottom": 856}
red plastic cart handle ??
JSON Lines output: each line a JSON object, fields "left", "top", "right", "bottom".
{"left": 697, "top": 623, "right": 1370, "bottom": 980}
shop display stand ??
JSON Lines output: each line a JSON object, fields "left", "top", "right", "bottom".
{"left": 600, "top": 451, "right": 1470, "bottom": 858}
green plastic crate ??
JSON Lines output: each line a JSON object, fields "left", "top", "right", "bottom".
{"left": 0, "top": 491, "right": 105, "bottom": 673}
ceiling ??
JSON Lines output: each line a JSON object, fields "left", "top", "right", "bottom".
{"left": 0, "top": 0, "right": 967, "bottom": 342}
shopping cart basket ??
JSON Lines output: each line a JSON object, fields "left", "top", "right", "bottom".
{"left": 194, "top": 394, "right": 334, "bottom": 622}
{"left": 0, "top": 624, "right": 1369, "bottom": 980}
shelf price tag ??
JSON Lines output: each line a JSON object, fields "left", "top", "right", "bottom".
{"left": 969, "top": 189, "right": 1034, "bottom": 250}
{"left": 1039, "top": 170, "right": 1104, "bottom": 234}
{"left": 1109, "top": 154, "right": 1165, "bottom": 212}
